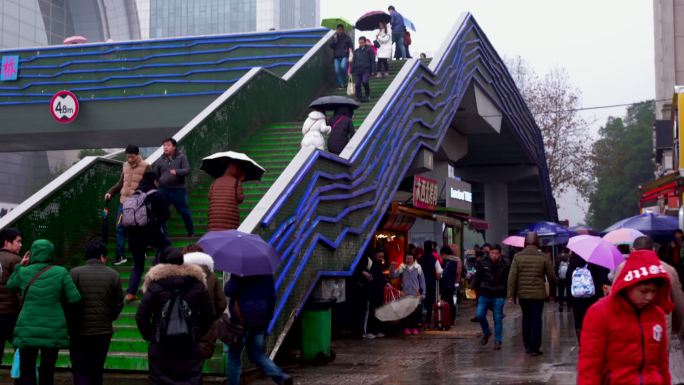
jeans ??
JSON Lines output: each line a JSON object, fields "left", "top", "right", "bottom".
{"left": 20, "top": 347, "right": 59, "bottom": 385}
{"left": 392, "top": 31, "right": 407, "bottom": 59}
{"left": 127, "top": 227, "right": 170, "bottom": 295}
{"left": 159, "top": 187, "right": 194, "bottom": 236}
{"left": 354, "top": 70, "right": 371, "bottom": 100}
{"left": 519, "top": 298, "right": 544, "bottom": 353}
{"left": 70, "top": 334, "right": 112, "bottom": 385}
{"left": 476, "top": 296, "right": 505, "bottom": 343}
{"left": 228, "top": 327, "right": 286, "bottom": 385}
{"left": 333, "top": 57, "right": 349, "bottom": 87}
{"left": 115, "top": 205, "right": 126, "bottom": 257}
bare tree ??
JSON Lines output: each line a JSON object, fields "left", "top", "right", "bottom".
{"left": 506, "top": 56, "right": 592, "bottom": 198}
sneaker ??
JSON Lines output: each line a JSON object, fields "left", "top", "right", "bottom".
{"left": 494, "top": 342, "right": 502, "bottom": 351}
{"left": 411, "top": 328, "right": 420, "bottom": 335}
{"left": 480, "top": 334, "right": 490, "bottom": 345}
{"left": 362, "top": 333, "right": 376, "bottom": 339}
{"left": 530, "top": 351, "right": 543, "bottom": 356}
{"left": 113, "top": 255, "right": 128, "bottom": 266}
{"left": 470, "top": 316, "right": 478, "bottom": 323}
{"left": 403, "top": 328, "right": 411, "bottom": 335}
{"left": 376, "top": 332, "right": 385, "bottom": 338}
{"left": 124, "top": 294, "right": 138, "bottom": 303}
{"left": 278, "top": 375, "right": 293, "bottom": 385}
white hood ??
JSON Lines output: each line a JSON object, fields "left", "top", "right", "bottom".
{"left": 307, "top": 110, "right": 326, "bottom": 120}
{"left": 183, "top": 251, "right": 215, "bottom": 271}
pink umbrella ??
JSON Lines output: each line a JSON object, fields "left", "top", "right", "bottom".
{"left": 502, "top": 235, "right": 525, "bottom": 248}
{"left": 602, "top": 228, "right": 645, "bottom": 246}
{"left": 567, "top": 235, "right": 624, "bottom": 270}
{"left": 63, "top": 36, "right": 88, "bottom": 44}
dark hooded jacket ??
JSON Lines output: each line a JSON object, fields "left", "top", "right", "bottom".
{"left": 472, "top": 255, "right": 510, "bottom": 298}
{"left": 578, "top": 250, "right": 672, "bottom": 385}
{"left": 7, "top": 240, "right": 81, "bottom": 348}
{"left": 136, "top": 263, "right": 213, "bottom": 385}
{"left": 0, "top": 248, "right": 21, "bottom": 314}
{"left": 329, "top": 32, "right": 353, "bottom": 59}
{"left": 225, "top": 274, "right": 276, "bottom": 328}
{"left": 327, "top": 106, "right": 355, "bottom": 155}
{"left": 69, "top": 258, "right": 124, "bottom": 336}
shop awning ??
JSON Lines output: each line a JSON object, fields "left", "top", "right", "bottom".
{"left": 383, "top": 212, "right": 416, "bottom": 232}
{"left": 467, "top": 217, "right": 490, "bottom": 231}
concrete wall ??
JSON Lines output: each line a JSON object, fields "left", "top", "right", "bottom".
{"left": 654, "top": 0, "right": 684, "bottom": 119}
{"left": 0, "top": 152, "right": 50, "bottom": 204}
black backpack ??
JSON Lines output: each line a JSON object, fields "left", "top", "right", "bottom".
{"left": 157, "top": 289, "right": 194, "bottom": 344}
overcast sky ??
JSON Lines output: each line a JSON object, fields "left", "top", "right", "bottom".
{"left": 321, "top": 0, "right": 656, "bottom": 226}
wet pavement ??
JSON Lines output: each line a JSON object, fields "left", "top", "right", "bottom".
{"left": 252, "top": 302, "right": 580, "bottom": 385}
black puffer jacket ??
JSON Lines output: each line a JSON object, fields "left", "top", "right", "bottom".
{"left": 136, "top": 263, "right": 213, "bottom": 385}
{"left": 69, "top": 259, "right": 124, "bottom": 336}
{"left": 329, "top": 32, "right": 353, "bottom": 59}
{"left": 327, "top": 107, "right": 355, "bottom": 155}
{"left": 472, "top": 256, "right": 510, "bottom": 298}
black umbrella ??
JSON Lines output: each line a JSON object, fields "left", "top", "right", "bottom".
{"left": 355, "top": 11, "right": 391, "bottom": 31}
{"left": 309, "top": 95, "right": 360, "bottom": 111}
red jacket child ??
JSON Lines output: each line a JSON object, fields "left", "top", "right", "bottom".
{"left": 578, "top": 250, "right": 673, "bottom": 385}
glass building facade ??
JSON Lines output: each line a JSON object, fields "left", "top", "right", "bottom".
{"left": 149, "top": 0, "right": 319, "bottom": 38}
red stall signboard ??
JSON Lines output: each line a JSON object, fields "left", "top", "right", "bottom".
{"left": 413, "top": 175, "right": 438, "bottom": 211}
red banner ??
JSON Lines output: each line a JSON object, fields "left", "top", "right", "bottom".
{"left": 413, "top": 175, "right": 438, "bottom": 211}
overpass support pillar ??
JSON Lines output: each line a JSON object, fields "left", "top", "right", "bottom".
{"left": 484, "top": 182, "right": 508, "bottom": 245}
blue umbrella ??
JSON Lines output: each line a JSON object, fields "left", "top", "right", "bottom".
{"left": 602, "top": 212, "right": 679, "bottom": 236}
{"left": 517, "top": 221, "right": 571, "bottom": 245}
{"left": 403, "top": 16, "right": 416, "bottom": 32}
{"left": 569, "top": 225, "right": 598, "bottom": 236}
{"left": 197, "top": 230, "right": 282, "bottom": 277}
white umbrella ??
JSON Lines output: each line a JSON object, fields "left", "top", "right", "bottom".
{"left": 375, "top": 296, "right": 420, "bottom": 322}
{"left": 200, "top": 151, "right": 265, "bottom": 181}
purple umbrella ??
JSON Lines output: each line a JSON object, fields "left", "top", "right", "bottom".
{"left": 567, "top": 235, "right": 624, "bottom": 271}
{"left": 197, "top": 230, "right": 282, "bottom": 277}
{"left": 355, "top": 11, "right": 391, "bottom": 31}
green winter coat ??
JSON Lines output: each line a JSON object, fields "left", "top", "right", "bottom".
{"left": 7, "top": 239, "right": 81, "bottom": 348}
{"left": 507, "top": 245, "right": 556, "bottom": 300}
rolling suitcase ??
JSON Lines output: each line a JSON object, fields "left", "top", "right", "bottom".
{"left": 432, "top": 281, "right": 452, "bottom": 330}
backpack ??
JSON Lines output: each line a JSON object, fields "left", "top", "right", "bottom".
{"left": 120, "top": 189, "right": 156, "bottom": 227}
{"left": 558, "top": 261, "right": 569, "bottom": 280}
{"left": 157, "top": 289, "right": 194, "bottom": 344}
{"left": 571, "top": 265, "right": 595, "bottom": 298}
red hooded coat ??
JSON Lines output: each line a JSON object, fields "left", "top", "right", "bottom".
{"left": 578, "top": 250, "right": 673, "bottom": 385}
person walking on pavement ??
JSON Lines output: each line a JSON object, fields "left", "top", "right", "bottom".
{"left": 327, "top": 105, "right": 355, "bottom": 155}
{"left": 329, "top": 24, "right": 353, "bottom": 89}
{"left": 556, "top": 248, "right": 571, "bottom": 312}
{"left": 136, "top": 247, "right": 214, "bottom": 385}
{"left": 154, "top": 138, "right": 194, "bottom": 237}
{"left": 182, "top": 246, "right": 227, "bottom": 360}
{"left": 7, "top": 239, "right": 81, "bottom": 385}
{"left": 440, "top": 244, "right": 462, "bottom": 323}
{"left": 420, "top": 241, "right": 443, "bottom": 327}
{"left": 577, "top": 250, "right": 672, "bottom": 385}
{"left": 567, "top": 250, "right": 608, "bottom": 341}
{"left": 208, "top": 162, "right": 245, "bottom": 231}
{"left": 69, "top": 239, "right": 124, "bottom": 385}
{"left": 361, "top": 248, "right": 387, "bottom": 339}
{"left": 387, "top": 5, "right": 407, "bottom": 59}
{"left": 390, "top": 253, "right": 425, "bottom": 335}
{"left": 471, "top": 244, "right": 510, "bottom": 351}
{"left": 507, "top": 232, "right": 556, "bottom": 356}
{"left": 614, "top": 236, "right": 684, "bottom": 344}
{"left": 104, "top": 144, "right": 151, "bottom": 266}
{"left": 352, "top": 36, "right": 375, "bottom": 103}
{"left": 124, "top": 171, "right": 171, "bottom": 302}
{"left": 0, "top": 228, "right": 22, "bottom": 369}
{"left": 375, "top": 21, "right": 392, "bottom": 77}
{"left": 225, "top": 273, "right": 293, "bottom": 385}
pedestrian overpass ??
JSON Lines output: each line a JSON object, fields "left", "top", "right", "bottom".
{"left": 0, "top": 13, "right": 556, "bottom": 372}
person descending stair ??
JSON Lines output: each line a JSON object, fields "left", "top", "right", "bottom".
{"left": 300, "top": 108, "right": 330, "bottom": 151}
{"left": 104, "top": 144, "right": 151, "bottom": 266}
{"left": 153, "top": 138, "right": 195, "bottom": 238}
{"left": 352, "top": 36, "right": 375, "bottom": 103}
{"left": 123, "top": 171, "right": 171, "bottom": 302}
{"left": 327, "top": 106, "right": 355, "bottom": 156}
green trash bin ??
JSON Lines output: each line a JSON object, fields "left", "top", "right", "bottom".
{"left": 301, "top": 301, "right": 334, "bottom": 364}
